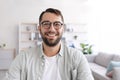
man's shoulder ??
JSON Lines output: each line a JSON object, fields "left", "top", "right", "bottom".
{"left": 20, "top": 47, "right": 37, "bottom": 54}
{"left": 64, "top": 45, "right": 86, "bottom": 68}
{"left": 63, "top": 44, "right": 84, "bottom": 60}
{"left": 19, "top": 45, "right": 41, "bottom": 58}
{"left": 65, "top": 45, "right": 82, "bottom": 55}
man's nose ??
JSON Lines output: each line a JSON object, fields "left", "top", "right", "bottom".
{"left": 49, "top": 24, "right": 56, "bottom": 31}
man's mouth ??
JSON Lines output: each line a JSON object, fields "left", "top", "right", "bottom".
{"left": 46, "top": 33, "right": 57, "bottom": 39}
{"left": 48, "top": 34, "right": 56, "bottom": 37}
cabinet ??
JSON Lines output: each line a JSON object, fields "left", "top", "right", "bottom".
{"left": 0, "top": 48, "right": 15, "bottom": 70}
{"left": 64, "top": 23, "right": 88, "bottom": 49}
{"left": 19, "top": 22, "right": 41, "bottom": 53}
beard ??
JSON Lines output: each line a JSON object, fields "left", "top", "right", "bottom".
{"left": 40, "top": 32, "right": 63, "bottom": 47}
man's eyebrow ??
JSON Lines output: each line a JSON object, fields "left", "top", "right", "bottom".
{"left": 41, "top": 20, "right": 50, "bottom": 22}
{"left": 53, "top": 21, "right": 63, "bottom": 23}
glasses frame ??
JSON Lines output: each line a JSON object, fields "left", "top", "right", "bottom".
{"left": 40, "top": 21, "right": 64, "bottom": 30}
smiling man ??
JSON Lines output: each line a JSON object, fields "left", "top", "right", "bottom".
{"left": 3, "top": 8, "right": 94, "bottom": 80}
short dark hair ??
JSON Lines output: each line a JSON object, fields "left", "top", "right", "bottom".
{"left": 39, "top": 8, "right": 64, "bottom": 25}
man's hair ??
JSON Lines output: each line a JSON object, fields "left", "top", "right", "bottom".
{"left": 39, "top": 8, "right": 64, "bottom": 25}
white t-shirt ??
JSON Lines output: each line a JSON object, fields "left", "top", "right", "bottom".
{"left": 42, "top": 55, "right": 61, "bottom": 80}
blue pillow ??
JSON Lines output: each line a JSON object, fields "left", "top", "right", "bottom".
{"left": 106, "top": 61, "right": 120, "bottom": 73}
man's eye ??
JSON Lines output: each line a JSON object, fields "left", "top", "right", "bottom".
{"left": 43, "top": 22, "right": 50, "bottom": 25}
{"left": 54, "top": 23, "right": 61, "bottom": 26}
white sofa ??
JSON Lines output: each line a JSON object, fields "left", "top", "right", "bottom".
{"left": 86, "top": 52, "right": 120, "bottom": 80}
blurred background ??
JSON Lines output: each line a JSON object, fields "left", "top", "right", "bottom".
{"left": 0, "top": 0, "right": 120, "bottom": 54}
{"left": 0, "top": 0, "right": 120, "bottom": 79}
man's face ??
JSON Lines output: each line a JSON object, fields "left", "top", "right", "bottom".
{"left": 39, "top": 12, "right": 64, "bottom": 47}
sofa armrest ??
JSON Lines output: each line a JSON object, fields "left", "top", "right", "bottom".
{"left": 112, "top": 67, "right": 120, "bottom": 80}
{"left": 85, "top": 54, "right": 97, "bottom": 62}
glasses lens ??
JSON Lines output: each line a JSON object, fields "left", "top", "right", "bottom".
{"left": 53, "top": 22, "right": 63, "bottom": 29}
{"left": 41, "top": 21, "right": 51, "bottom": 29}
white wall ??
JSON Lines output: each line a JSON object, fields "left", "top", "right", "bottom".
{"left": 88, "top": 0, "right": 120, "bottom": 53}
{"left": 0, "top": 0, "right": 88, "bottom": 52}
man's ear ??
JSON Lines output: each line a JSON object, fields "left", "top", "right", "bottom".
{"left": 38, "top": 25, "right": 41, "bottom": 31}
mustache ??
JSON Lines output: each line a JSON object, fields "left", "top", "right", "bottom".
{"left": 45, "top": 31, "right": 58, "bottom": 35}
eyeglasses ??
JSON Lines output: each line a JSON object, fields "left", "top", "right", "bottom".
{"left": 40, "top": 21, "right": 64, "bottom": 30}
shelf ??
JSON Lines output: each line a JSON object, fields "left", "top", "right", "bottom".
{"left": 20, "top": 48, "right": 30, "bottom": 51}
{"left": 21, "top": 22, "right": 38, "bottom": 25}
{"left": 0, "top": 48, "right": 15, "bottom": 51}
{"left": 21, "top": 31, "right": 39, "bottom": 33}
{"left": 65, "top": 31, "right": 87, "bottom": 34}
{"left": 20, "top": 40, "right": 38, "bottom": 42}
{"left": 19, "top": 22, "right": 41, "bottom": 53}
{"left": 20, "top": 46, "right": 37, "bottom": 51}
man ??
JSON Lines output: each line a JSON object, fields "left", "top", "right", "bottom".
{"left": 4, "top": 8, "right": 94, "bottom": 80}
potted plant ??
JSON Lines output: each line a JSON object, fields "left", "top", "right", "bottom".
{"left": 0, "top": 43, "right": 6, "bottom": 48}
{"left": 80, "top": 43, "right": 93, "bottom": 54}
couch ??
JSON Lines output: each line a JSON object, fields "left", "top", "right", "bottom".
{"left": 86, "top": 52, "right": 120, "bottom": 80}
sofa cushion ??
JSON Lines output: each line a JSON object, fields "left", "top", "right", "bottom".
{"left": 94, "top": 52, "right": 113, "bottom": 67}
{"left": 112, "top": 54, "right": 120, "bottom": 61}
{"left": 112, "top": 67, "right": 120, "bottom": 80}
{"left": 106, "top": 61, "right": 120, "bottom": 73}
{"left": 89, "top": 63, "right": 111, "bottom": 80}
{"left": 106, "top": 61, "right": 120, "bottom": 78}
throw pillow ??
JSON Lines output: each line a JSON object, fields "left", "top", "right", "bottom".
{"left": 106, "top": 61, "right": 120, "bottom": 78}
{"left": 106, "top": 70, "right": 113, "bottom": 78}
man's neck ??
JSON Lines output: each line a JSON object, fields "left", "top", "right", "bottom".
{"left": 43, "top": 42, "right": 61, "bottom": 57}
